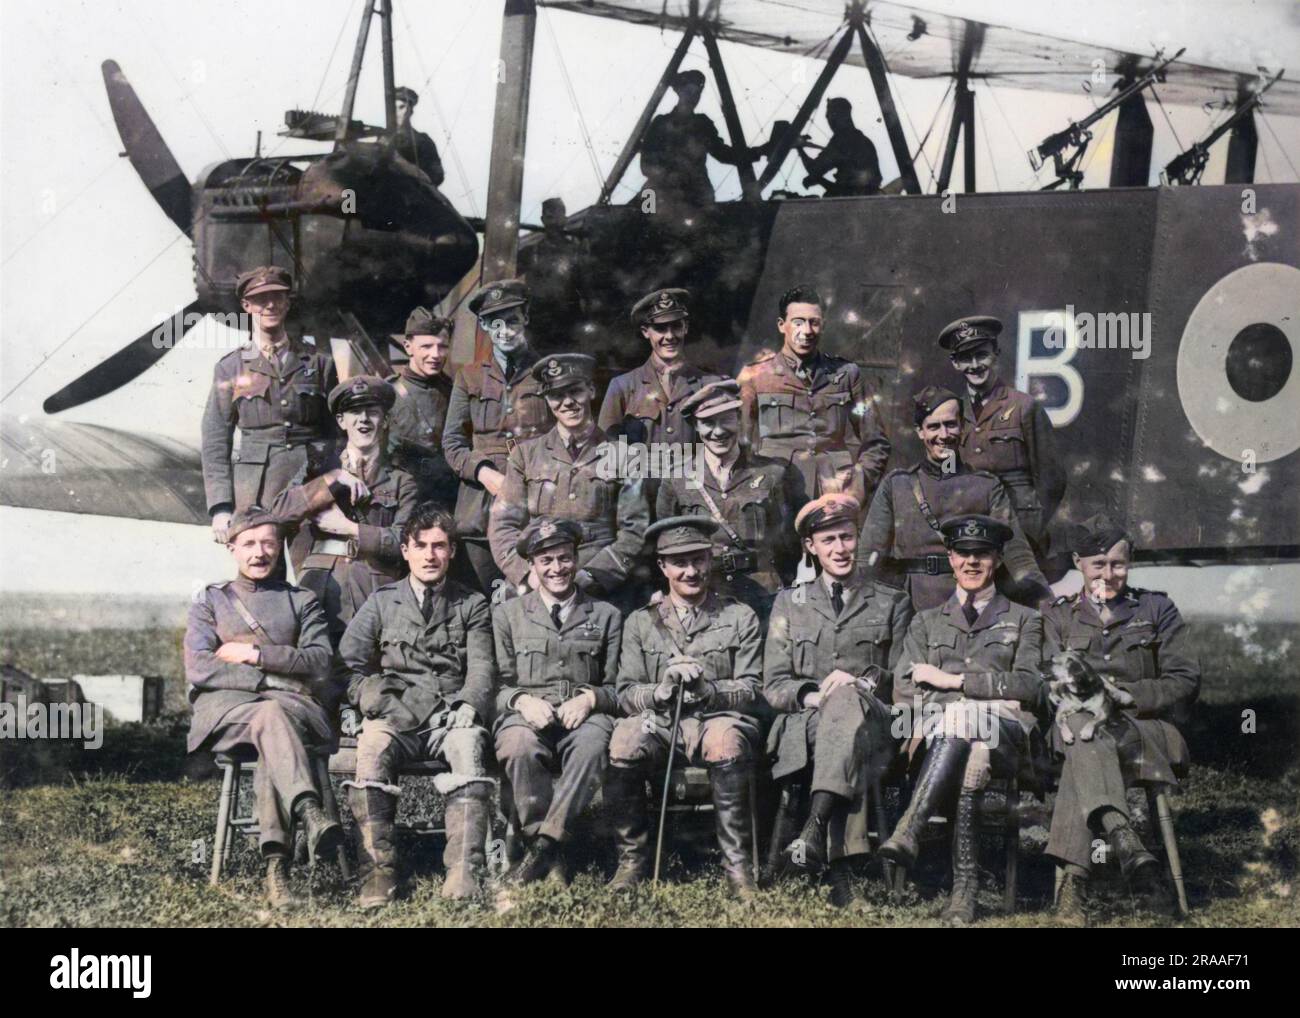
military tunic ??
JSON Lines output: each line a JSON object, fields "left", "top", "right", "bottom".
{"left": 442, "top": 351, "right": 553, "bottom": 541}
{"left": 339, "top": 578, "right": 496, "bottom": 786}
{"left": 959, "top": 379, "right": 1065, "bottom": 551}
{"left": 271, "top": 453, "right": 419, "bottom": 642}
{"left": 492, "top": 590, "right": 623, "bottom": 841}
{"left": 640, "top": 110, "right": 732, "bottom": 207}
{"left": 184, "top": 576, "right": 335, "bottom": 851}
{"left": 1042, "top": 587, "right": 1200, "bottom": 871}
{"left": 487, "top": 426, "right": 650, "bottom": 594}
{"left": 736, "top": 349, "right": 890, "bottom": 508}
{"left": 859, "top": 458, "right": 1051, "bottom": 611}
{"left": 893, "top": 591, "right": 1045, "bottom": 780}
{"left": 387, "top": 367, "right": 458, "bottom": 509}
{"left": 200, "top": 340, "right": 336, "bottom": 517}
{"left": 392, "top": 126, "right": 444, "bottom": 187}
{"left": 655, "top": 448, "right": 805, "bottom": 608}
{"left": 598, "top": 357, "right": 715, "bottom": 446}
{"left": 764, "top": 575, "right": 912, "bottom": 858}
{"left": 610, "top": 593, "right": 765, "bottom": 768}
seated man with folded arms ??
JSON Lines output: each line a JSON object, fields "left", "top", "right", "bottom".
{"left": 184, "top": 506, "right": 341, "bottom": 911}
{"left": 338, "top": 505, "right": 496, "bottom": 907}
{"left": 492, "top": 518, "right": 623, "bottom": 886}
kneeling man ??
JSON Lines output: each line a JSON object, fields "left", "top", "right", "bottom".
{"left": 184, "top": 506, "right": 341, "bottom": 910}
{"left": 607, "top": 516, "right": 765, "bottom": 896}
{"left": 763, "top": 494, "right": 911, "bottom": 904}
{"left": 339, "top": 506, "right": 496, "bottom": 906}
{"left": 493, "top": 518, "right": 623, "bottom": 884}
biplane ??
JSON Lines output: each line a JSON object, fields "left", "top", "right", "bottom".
{"left": 2, "top": 0, "right": 1298, "bottom": 571}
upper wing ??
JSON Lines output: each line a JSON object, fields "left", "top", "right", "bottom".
{"left": 542, "top": 0, "right": 1300, "bottom": 114}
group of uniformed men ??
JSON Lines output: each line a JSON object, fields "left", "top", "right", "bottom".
{"left": 184, "top": 263, "right": 1199, "bottom": 924}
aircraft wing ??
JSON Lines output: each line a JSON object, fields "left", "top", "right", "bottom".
{"left": 0, "top": 415, "right": 208, "bottom": 526}
{"left": 543, "top": 0, "right": 1300, "bottom": 114}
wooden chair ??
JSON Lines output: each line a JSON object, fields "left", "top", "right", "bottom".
{"left": 209, "top": 746, "right": 350, "bottom": 885}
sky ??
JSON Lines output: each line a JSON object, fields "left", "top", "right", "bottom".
{"left": 0, "top": 0, "right": 1298, "bottom": 615}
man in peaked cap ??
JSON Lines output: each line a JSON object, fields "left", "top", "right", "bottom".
{"left": 598, "top": 287, "right": 717, "bottom": 449}
{"left": 491, "top": 517, "right": 623, "bottom": 887}
{"left": 390, "top": 84, "right": 444, "bottom": 186}
{"left": 939, "top": 314, "right": 1065, "bottom": 561}
{"left": 655, "top": 378, "right": 804, "bottom": 620}
{"left": 1041, "top": 514, "right": 1199, "bottom": 923}
{"left": 184, "top": 504, "right": 342, "bottom": 910}
{"left": 201, "top": 264, "right": 336, "bottom": 551}
{"left": 488, "top": 352, "right": 649, "bottom": 605}
{"left": 763, "top": 492, "right": 911, "bottom": 905}
{"left": 639, "top": 69, "right": 771, "bottom": 209}
{"left": 858, "top": 384, "right": 1051, "bottom": 612}
{"left": 443, "top": 278, "right": 554, "bottom": 593}
{"left": 881, "top": 512, "right": 1045, "bottom": 926}
{"left": 388, "top": 306, "right": 457, "bottom": 509}
{"left": 605, "top": 515, "right": 765, "bottom": 896}
{"left": 797, "top": 97, "right": 882, "bottom": 197}
{"left": 737, "top": 284, "right": 891, "bottom": 511}
{"left": 272, "top": 375, "right": 417, "bottom": 646}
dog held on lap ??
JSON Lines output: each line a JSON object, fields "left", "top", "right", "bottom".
{"left": 1045, "top": 650, "right": 1135, "bottom": 743}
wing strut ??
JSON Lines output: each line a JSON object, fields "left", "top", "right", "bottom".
{"left": 854, "top": 4, "right": 921, "bottom": 195}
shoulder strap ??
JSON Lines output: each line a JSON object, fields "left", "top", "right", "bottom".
{"left": 215, "top": 584, "right": 267, "bottom": 643}
{"left": 909, "top": 473, "right": 943, "bottom": 534}
{"left": 693, "top": 482, "right": 745, "bottom": 548}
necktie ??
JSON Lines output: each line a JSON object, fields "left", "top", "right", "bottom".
{"left": 567, "top": 438, "right": 579, "bottom": 460}
{"left": 963, "top": 599, "right": 979, "bottom": 627}
{"left": 831, "top": 582, "right": 844, "bottom": 616}
{"left": 421, "top": 586, "right": 434, "bottom": 623}
{"left": 971, "top": 396, "right": 984, "bottom": 420}
{"left": 550, "top": 603, "right": 563, "bottom": 630}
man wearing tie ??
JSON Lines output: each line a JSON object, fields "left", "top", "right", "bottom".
{"left": 491, "top": 518, "right": 623, "bottom": 886}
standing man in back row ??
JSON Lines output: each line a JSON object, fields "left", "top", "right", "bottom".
{"left": 388, "top": 306, "right": 457, "bottom": 511}
{"left": 738, "top": 285, "right": 890, "bottom": 511}
{"left": 939, "top": 315, "right": 1065, "bottom": 560}
{"left": 201, "top": 266, "right": 336, "bottom": 545}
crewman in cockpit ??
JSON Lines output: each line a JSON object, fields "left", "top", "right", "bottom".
{"left": 391, "top": 85, "right": 445, "bottom": 188}
{"left": 798, "top": 98, "right": 881, "bottom": 197}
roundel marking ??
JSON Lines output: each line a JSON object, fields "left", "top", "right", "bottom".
{"left": 1176, "top": 262, "right": 1300, "bottom": 463}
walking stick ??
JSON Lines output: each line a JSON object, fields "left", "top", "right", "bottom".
{"left": 653, "top": 680, "right": 687, "bottom": 885}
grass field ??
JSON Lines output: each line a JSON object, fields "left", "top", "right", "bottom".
{"left": 1, "top": 620, "right": 1296, "bottom": 928}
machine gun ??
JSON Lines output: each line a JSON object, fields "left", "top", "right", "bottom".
{"left": 1161, "top": 69, "right": 1285, "bottom": 185}
{"left": 1030, "top": 48, "right": 1185, "bottom": 190}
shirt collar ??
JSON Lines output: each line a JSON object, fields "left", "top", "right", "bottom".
{"left": 537, "top": 585, "right": 578, "bottom": 612}
{"left": 408, "top": 574, "right": 445, "bottom": 601}
{"left": 957, "top": 584, "right": 996, "bottom": 612}
{"left": 821, "top": 572, "right": 851, "bottom": 596}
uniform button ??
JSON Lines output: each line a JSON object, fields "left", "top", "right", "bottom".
{"left": 1103, "top": 654, "right": 1111, "bottom": 661}
{"left": 1102, "top": 628, "right": 1110, "bottom": 635}
{"left": 974, "top": 447, "right": 982, "bottom": 454}
{"left": 569, "top": 493, "right": 577, "bottom": 500}
{"left": 504, "top": 431, "right": 513, "bottom": 438}
{"left": 965, "top": 657, "right": 971, "bottom": 664}
{"left": 504, "top": 405, "right": 512, "bottom": 413}
{"left": 667, "top": 427, "right": 674, "bottom": 434}
{"left": 280, "top": 399, "right": 288, "bottom": 406}
{"left": 721, "top": 493, "right": 728, "bottom": 500}
{"left": 725, "top": 574, "right": 734, "bottom": 581}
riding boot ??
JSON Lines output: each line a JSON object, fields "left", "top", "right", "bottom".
{"left": 442, "top": 781, "right": 492, "bottom": 900}
{"left": 766, "top": 780, "right": 804, "bottom": 879}
{"left": 709, "top": 760, "right": 758, "bottom": 900}
{"left": 348, "top": 786, "right": 398, "bottom": 910}
{"left": 604, "top": 765, "right": 651, "bottom": 890}
{"left": 940, "top": 790, "right": 979, "bottom": 926}
{"left": 880, "top": 737, "right": 971, "bottom": 871}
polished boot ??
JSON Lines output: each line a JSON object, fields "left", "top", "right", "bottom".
{"left": 264, "top": 854, "right": 302, "bottom": 911}
{"left": 940, "top": 791, "right": 979, "bottom": 926}
{"left": 790, "top": 813, "right": 829, "bottom": 874}
{"left": 442, "top": 782, "right": 491, "bottom": 900}
{"left": 605, "top": 765, "right": 651, "bottom": 890}
{"left": 1055, "top": 871, "right": 1089, "bottom": 927}
{"left": 1108, "top": 822, "right": 1159, "bottom": 881}
{"left": 766, "top": 781, "right": 804, "bottom": 879}
{"left": 880, "top": 738, "right": 971, "bottom": 870}
{"left": 827, "top": 858, "right": 856, "bottom": 908}
{"left": 504, "top": 837, "right": 556, "bottom": 886}
{"left": 709, "top": 761, "right": 758, "bottom": 899}
{"left": 293, "top": 794, "right": 343, "bottom": 864}
{"left": 349, "top": 786, "right": 398, "bottom": 910}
